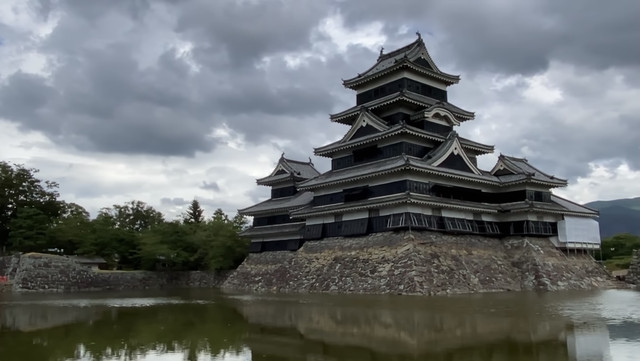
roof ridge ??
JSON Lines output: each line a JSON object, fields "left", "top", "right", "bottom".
{"left": 498, "top": 154, "right": 567, "bottom": 182}
{"left": 501, "top": 154, "right": 528, "bottom": 162}
{"left": 377, "top": 38, "right": 422, "bottom": 61}
{"left": 283, "top": 157, "right": 313, "bottom": 165}
{"left": 550, "top": 194, "right": 599, "bottom": 214}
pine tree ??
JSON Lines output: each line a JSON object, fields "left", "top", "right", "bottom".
{"left": 184, "top": 199, "right": 205, "bottom": 224}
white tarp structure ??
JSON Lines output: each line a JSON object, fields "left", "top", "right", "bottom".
{"left": 557, "top": 216, "right": 601, "bottom": 249}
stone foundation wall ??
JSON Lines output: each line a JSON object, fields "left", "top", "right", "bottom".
{"left": 627, "top": 250, "right": 640, "bottom": 285}
{"left": 222, "top": 231, "right": 613, "bottom": 295}
{"left": 1, "top": 253, "right": 227, "bottom": 292}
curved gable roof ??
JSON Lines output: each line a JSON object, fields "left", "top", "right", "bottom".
{"left": 256, "top": 155, "right": 320, "bottom": 186}
{"left": 342, "top": 36, "right": 460, "bottom": 88}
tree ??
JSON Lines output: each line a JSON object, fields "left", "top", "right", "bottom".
{"left": 601, "top": 233, "right": 640, "bottom": 260}
{"left": 82, "top": 201, "right": 164, "bottom": 269}
{"left": 139, "top": 221, "right": 195, "bottom": 270}
{"left": 48, "top": 202, "right": 92, "bottom": 255}
{"left": 0, "top": 162, "right": 62, "bottom": 253}
{"left": 8, "top": 207, "right": 52, "bottom": 252}
{"left": 183, "top": 199, "right": 205, "bottom": 224}
{"left": 100, "top": 200, "right": 164, "bottom": 232}
{"left": 231, "top": 213, "right": 248, "bottom": 232}
{"left": 212, "top": 208, "right": 229, "bottom": 223}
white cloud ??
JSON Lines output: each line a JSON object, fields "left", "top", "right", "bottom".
{"left": 522, "top": 74, "right": 563, "bottom": 104}
{"left": 557, "top": 161, "right": 640, "bottom": 204}
{"left": 318, "top": 11, "right": 386, "bottom": 53}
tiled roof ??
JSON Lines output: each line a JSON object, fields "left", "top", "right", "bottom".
{"left": 422, "top": 131, "right": 457, "bottom": 164}
{"left": 282, "top": 158, "right": 320, "bottom": 179}
{"left": 291, "top": 193, "right": 596, "bottom": 219}
{"left": 291, "top": 192, "right": 500, "bottom": 218}
{"left": 297, "top": 153, "right": 567, "bottom": 190}
{"left": 342, "top": 37, "right": 460, "bottom": 88}
{"left": 550, "top": 195, "right": 598, "bottom": 216}
{"left": 496, "top": 197, "right": 598, "bottom": 217}
{"left": 297, "top": 156, "right": 408, "bottom": 189}
{"left": 330, "top": 91, "right": 474, "bottom": 124}
{"left": 239, "top": 222, "right": 305, "bottom": 238}
{"left": 256, "top": 155, "right": 320, "bottom": 186}
{"left": 314, "top": 122, "right": 493, "bottom": 156}
{"left": 493, "top": 155, "right": 567, "bottom": 186}
{"left": 238, "top": 191, "right": 314, "bottom": 216}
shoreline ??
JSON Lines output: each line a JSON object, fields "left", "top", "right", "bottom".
{"left": 2, "top": 233, "right": 638, "bottom": 294}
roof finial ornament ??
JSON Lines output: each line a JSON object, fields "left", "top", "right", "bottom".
{"left": 416, "top": 31, "right": 422, "bottom": 40}
{"left": 308, "top": 157, "right": 313, "bottom": 165}
{"left": 379, "top": 46, "right": 384, "bottom": 56}
{"left": 280, "top": 152, "right": 285, "bottom": 159}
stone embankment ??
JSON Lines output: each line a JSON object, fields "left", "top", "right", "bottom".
{"left": 0, "top": 253, "right": 227, "bottom": 292}
{"left": 223, "top": 231, "right": 613, "bottom": 295}
{"left": 627, "top": 250, "right": 640, "bottom": 286}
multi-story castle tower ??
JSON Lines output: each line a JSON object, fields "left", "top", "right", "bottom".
{"left": 240, "top": 35, "right": 600, "bottom": 253}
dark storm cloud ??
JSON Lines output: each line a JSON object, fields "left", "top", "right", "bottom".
{"left": 160, "top": 197, "right": 189, "bottom": 206}
{"left": 1, "top": 0, "right": 639, "bottom": 184}
{"left": 0, "top": 0, "right": 345, "bottom": 156}
{"left": 337, "top": 0, "right": 640, "bottom": 75}
{"left": 496, "top": 112, "right": 640, "bottom": 178}
{"left": 172, "top": 0, "right": 329, "bottom": 67}
{"left": 200, "top": 181, "right": 220, "bottom": 192}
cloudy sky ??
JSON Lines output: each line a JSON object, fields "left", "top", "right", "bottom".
{"left": 1, "top": 0, "right": 639, "bottom": 219}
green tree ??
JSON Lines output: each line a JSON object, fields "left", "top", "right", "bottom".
{"left": 199, "top": 210, "right": 249, "bottom": 270}
{"left": 601, "top": 233, "right": 640, "bottom": 260}
{"left": 102, "top": 200, "right": 164, "bottom": 232}
{"left": 48, "top": 202, "right": 92, "bottom": 255}
{"left": 184, "top": 199, "right": 205, "bottom": 224}
{"left": 231, "top": 212, "right": 248, "bottom": 232}
{"left": 200, "top": 217, "right": 249, "bottom": 270}
{"left": 212, "top": 208, "right": 229, "bottom": 223}
{"left": 0, "top": 162, "right": 62, "bottom": 253}
{"left": 139, "top": 221, "right": 195, "bottom": 270}
{"left": 140, "top": 209, "right": 249, "bottom": 271}
{"left": 7, "top": 207, "right": 52, "bottom": 252}
{"left": 82, "top": 201, "right": 164, "bottom": 269}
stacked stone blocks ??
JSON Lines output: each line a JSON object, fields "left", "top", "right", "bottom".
{"left": 627, "top": 249, "right": 640, "bottom": 285}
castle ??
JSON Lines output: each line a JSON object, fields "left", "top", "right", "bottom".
{"left": 239, "top": 35, "right": 600, "bottom": 253}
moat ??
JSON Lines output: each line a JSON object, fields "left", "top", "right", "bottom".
{"left": 1, "top": 289, "right": 639, "bottom": 360}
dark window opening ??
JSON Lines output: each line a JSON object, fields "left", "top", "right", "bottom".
{"left": 356, "top": 78, "right": 447, "bottom": 105}
{"left": 423, "top": 121, "right": 453, "bottom": 134}
{"left": 271, "top": 186, "right": 297, "bottom": 199}
{"left": 253, "top": 214, "right": 293, "bottom": 226}
{"left": 342, "top": 219, "right": 368, "bottom": 236}
{"left": 353, "top": 145, "right": 380, "bottom": 163}
{"left": 344, "top": 186, "right": 370, "bottom": 203}
{"left": 303, "top": 224, "right": 323, "bottom": 240}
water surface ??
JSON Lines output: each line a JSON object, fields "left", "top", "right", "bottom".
{"left": 0, "top": 289, "right": 638, "bottom": 360}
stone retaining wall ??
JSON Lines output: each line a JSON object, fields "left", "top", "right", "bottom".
{"left": 0, "top": 253, "right": 227, "bottom": 292}
{"left": 627, "top": 250, "right": 640, "bottom": 285}
{"left": 222, "top": 231, "right": 613, "bottom": 295}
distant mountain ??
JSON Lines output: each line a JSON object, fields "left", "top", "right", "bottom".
{"left": 585, "top": 197, "right": 640, "bottom": 238}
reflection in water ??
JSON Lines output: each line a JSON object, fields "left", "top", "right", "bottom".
{"left": 236, "top": 293, "right": 572, "bottom": 361}
{"left": 0, "top": 290, "right": 248, "bottom": 361}
{"left": 0, "top": 289, "right": 638, "bottom": 360}
{"left": 566, "top": 324, "right": 611, "bottom": 361}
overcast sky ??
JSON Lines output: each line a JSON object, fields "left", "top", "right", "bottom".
{"left": 1, "top": 0, "right": 639, "bottom": 219}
